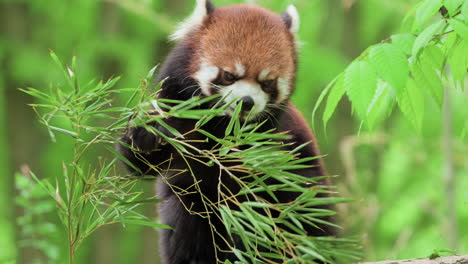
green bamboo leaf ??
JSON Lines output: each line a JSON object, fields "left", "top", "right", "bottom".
{"left": 397, "top": 78, "right": 425, "bottom": 132}
{"left": 369, "top": 43, "right": 409, "bottom": 96}
{"left": 391, "top": 34, "right": 416, "bottom": 55}
{"left": 225, "top": 103, "right": 242, "bottom": 137}
{"left": 49, "top": 51, "right": 74, "bottom": 88}
{"left": 344, "top": 61, "right": 378, "bottom": 121}
{"left": 412, "top": 20, "right": 445, "bottom": 57}
{"left": 121, "top": 220, "right": 172, "bottom": 229}
{"left": 444, "top": 0, "right": 464, "bottom": 16}
{"left": 322, "top": 75, "right": 344, "bottom": 127}
{"left": 415, "top": 0, "right": 443, "bottom": 26}
{"left": 44, "top": 125, "right": 79, "bottom": 138}
{"left": 449, "top": 18, "right": 468, "bottom": 41}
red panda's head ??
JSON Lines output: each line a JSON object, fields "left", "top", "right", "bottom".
{"left": 171, "top": 0, "right": 299, "bottom": 119}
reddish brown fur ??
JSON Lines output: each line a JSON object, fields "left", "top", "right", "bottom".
{"left": 187, "top": 5, "right": 296, "bottom": 84}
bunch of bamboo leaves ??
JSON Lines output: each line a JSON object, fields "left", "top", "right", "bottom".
{"left": 23, "top": 53, "right": 360, "bottom": 264}
{"left": 21, "top": 53, "right": 169, "bottom": 264}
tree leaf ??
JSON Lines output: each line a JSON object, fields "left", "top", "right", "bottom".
{"left": 444, "top": 0, "right": 464, "bottom": 17}
{"left": 448, "top": 40, "right": 468, "bottom": 89}
{"left": 366, "top": 80, "right": 396, "bottom": 130}
{"left": 412, "top": 20, "right": 445, "bottom": 57}
{"left": 312, "top": 74, "right": 342, "bottom": 130}
{"left": 463, "top": 1, "right": 468, "bottom": 22}
{"left": 369, "top": 43, "right": 409, "bottom": 96}
{"left": 391, "top": 33, "right": 416, "bottom": 55}
{"left": 449, "top": 18, "right": 468, "bottom": 41}
{"left": 411, "top": 61, "right": 444, "bottom": 107}
{"left": 344, "top": 61, "right": 378, "bottom": 120}
{"left": 323, "top": 75, "right": 345, "bottom": 127}
{"left": 415, "top": 0, "right": 443, "bottom": 26}
{"left": 421, "top": 44, "right": 445, "bottom": 71}
{"left": 397, "top": 78, "right": 425, "bottom": 132}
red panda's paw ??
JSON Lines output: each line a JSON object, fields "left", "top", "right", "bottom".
{"left": 127, "top": 123, "right": 169, "bottom": 154}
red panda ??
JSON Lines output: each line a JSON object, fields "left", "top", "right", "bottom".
{"left": 119, "top": 1, "right": 332, "bottom": 263}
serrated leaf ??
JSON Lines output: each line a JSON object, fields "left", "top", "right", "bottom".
{"left": 344, "top": 61, "right": 378, "bottom": 120}
{"left": 415, "top": 0, "right": 443, "bottom": 26}
{"left": 421, "top": 44, "right": 445, "bottom": 71}
{"left": 411, "top": 61, "right": 444, "bottom": 107}
{"left": 463, "top": 1, "right": 468, "bottom": 22}
{"left": 312, "top": 74, "right": 342, "bottom": 129}
{"left": 449, "top": 18, "right": 468, "bottom": 41}
{"left": 369, "top": 43, "right": 409, "bottom": 96}
{"left": 448, "top": 40, "right": 468, "bottom": 89}
{"left": 412, "top": 20, "right": 445, "bottom": 57}
{"left": 323, "top": 75, "right": 345, "bottom": 127}
{"left": 366, "top": 80, "right": 396, "bottom": 129}
{"left": 444, "top": 0, "right": 464, "bottom": 16}
{"left": 397, "top": 78, "right": 425, "bottom": 132}
{"left": 391, "top": 33, "right": 416, "bottom": 55}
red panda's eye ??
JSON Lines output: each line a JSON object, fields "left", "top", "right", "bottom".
{"left": 223, "top": 71, "right": 237, "bottom": 83}
{"left": 261, "top": 80, "right": 276, "bottom": 93}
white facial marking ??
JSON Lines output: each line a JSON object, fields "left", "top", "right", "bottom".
{"left": 258, "top": 69, "right": 271, "bottom": 81}
{"left": 277, "top": 77, "right": 290, "bottom": 103}
{"left": 193, "top": 60, "right": 219, "bottom": 96}
{"left": 286, "top": 5, "right": 300, "bottom": 34}
{"left": 170, "top": 0, "right": 209, "bottom": 41}
{"left": 235, "top": 62, "right": 246, "bottom": 77}
{"left": 220, "top": 80, "right": 269, "bottom": 117}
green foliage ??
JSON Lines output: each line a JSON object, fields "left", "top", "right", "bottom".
{"left": 315, "top": 1, "right": 468, "bottom": 131}
{"left": 16, "top": 171, "right": 60, "bottom": 264}
{"left": 3, "top": 0, "right": 467, "bottom": 263}
{"left": 22, "top": 53, "right": 168, "bottom": 264}
{"left": 23, "top": 54, "right": 361, "bottom": 264}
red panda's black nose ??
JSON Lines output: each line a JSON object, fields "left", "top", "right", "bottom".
{"left": 240, "top": 96, "right": 255, "bottom": 111}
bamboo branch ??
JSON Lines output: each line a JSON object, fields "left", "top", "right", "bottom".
{"left": 360, "top": 255, "right": 468, "bottom": 264}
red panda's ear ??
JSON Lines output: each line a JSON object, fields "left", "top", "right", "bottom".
{"left": 170, "top": 0, "right": 216, "bottom": 41}
{"left": 281, "top": 5, "right": 300, "bottom": 35}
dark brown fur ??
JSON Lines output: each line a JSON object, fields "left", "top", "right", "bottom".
{"left": 118, "top": 2, "right": 333, "bottom": 263}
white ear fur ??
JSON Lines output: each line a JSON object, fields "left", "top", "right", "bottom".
{"left": 285, "top": 5, "right": 300, "bottom": 34}
{"left": 170, "top": 0, "right": 212, "bottom": 41}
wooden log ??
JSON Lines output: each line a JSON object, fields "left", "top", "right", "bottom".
{"left": 360, "top": 255, "right": 468, "bottom": 264}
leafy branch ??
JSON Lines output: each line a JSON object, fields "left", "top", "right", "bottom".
{"left": 314, "top": 0, "right": 468, "bottom": 132}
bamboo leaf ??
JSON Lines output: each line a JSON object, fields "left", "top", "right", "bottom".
{"left": 121, "top": 219, "right": 172, "bottom": 229}
{"left": 344, "top": 61, "right": 378, "bottom": 121}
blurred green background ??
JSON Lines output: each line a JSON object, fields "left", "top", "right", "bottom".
{"left": 1, "top": 0, "right": 467, "bottom": 263}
